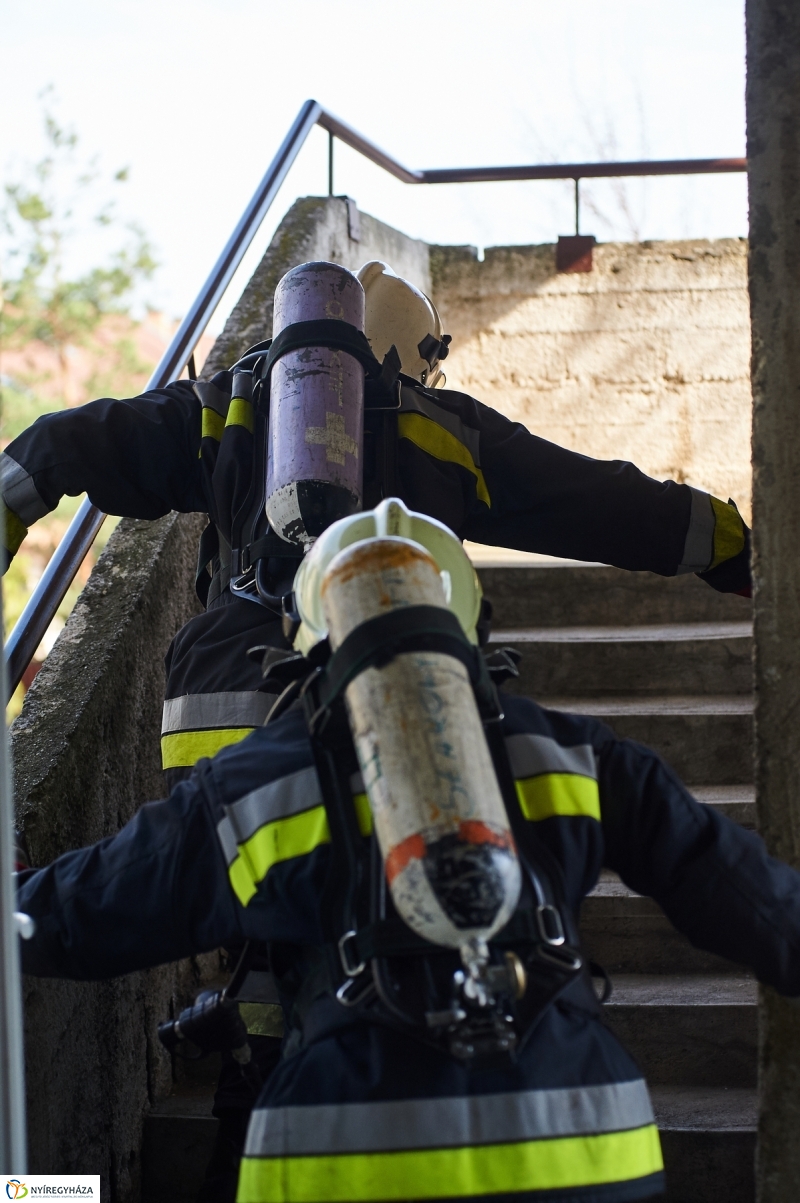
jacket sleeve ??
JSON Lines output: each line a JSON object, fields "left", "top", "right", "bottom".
{"left": 598, "top": 736, "right": 800, "bottom": 994}
{"left": 462, "top": 396, "right": 750, "bottom": 590}
{"left": 1, "top": 381, "right": 206, "bottom": 566}
{"left": 15, "top": 776, "right": 244, "bottom": 980}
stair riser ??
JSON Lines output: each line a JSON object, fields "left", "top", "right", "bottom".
{"left": 478, "top": 566, "right": 752, "bottom": 629}
{"left": 660, "top": 1129, "right": 754, "bottom": 1203}
{"left": 142, "top": 1114, "right": 216, "bottom": 1202}
{"left": 498, "top": 636, "right": 752, "bottom": 696}
{"left": 581, "top": 902, "right": 742, "bottom": 975}
{"left": 575, "top": 711, "right": 754, "bottom": 783}
{"left": 604, "top": 1005, "right": 756, "bottom": 1087}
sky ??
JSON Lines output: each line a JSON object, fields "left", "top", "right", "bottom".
{"left": 1, "top": 0, "right": 747, "bottom": 333}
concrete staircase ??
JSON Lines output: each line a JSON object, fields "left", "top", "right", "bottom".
{"left": 142, "top": 561, "right": 755, "bottom": 1202}
{"left": 483, "top": 561, "right": 755, "bottom": 1203}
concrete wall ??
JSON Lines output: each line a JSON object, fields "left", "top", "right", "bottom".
{"left": 13, "top": 511, "right": 209, "bottom": 1202}
{"left": 746, "top": 1, "right": 800, "bottom": 1200}
{"left": 431, "top": 238, "right": 752, "bottom": 521}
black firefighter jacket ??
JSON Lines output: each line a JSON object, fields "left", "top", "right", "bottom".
{"left": 0, "top": 375, "right": 751, "bottom": 788}
{"left": 16, "top": 694, "right": 800, "bottom": 1203}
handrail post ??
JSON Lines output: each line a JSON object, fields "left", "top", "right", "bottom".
{"left": 328, "top": 132, "right": 334, "bottom": 197}
{"left": 0, "top": 510, "right": 27, "bottom": 1173}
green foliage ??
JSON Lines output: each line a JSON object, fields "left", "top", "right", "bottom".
{"left": 0, "top": 93, "right": 158, "bottom": 356}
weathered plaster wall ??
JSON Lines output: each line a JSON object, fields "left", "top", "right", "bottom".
{"left": 431, "top": 238, "right": 752, "bottom": 520}
{"left": 13, "top": 511, "right": 209, "bottom": 1202}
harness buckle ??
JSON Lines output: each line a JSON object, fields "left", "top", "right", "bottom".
{"left": 338, "top": 930, "right": 367, "bottom": 978}
{"left": 536, "top": 904, "right": 566, "bottom": 947}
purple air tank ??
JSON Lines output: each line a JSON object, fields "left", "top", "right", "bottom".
{"left": 266, "top": 261, "right": 365, "bottom": 545}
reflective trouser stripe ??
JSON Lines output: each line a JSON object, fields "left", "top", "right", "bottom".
{"left": 226, "top": 793, "right": 372, "bottom": 907}
{"left": 161, "top": 727, "right": 254, "bottom": 769}
{"left": 236, "top": 1125, "right": 663, "bottom": 1202}
{"left": 398, "top": 412, "right": 490, "bottom": 507}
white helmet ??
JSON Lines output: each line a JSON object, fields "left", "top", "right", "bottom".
{"left": 292, "top": 497, "right": 482, "bottom": 656}
{"left": 357, "top": 261, "right": 451, "bottom": 387}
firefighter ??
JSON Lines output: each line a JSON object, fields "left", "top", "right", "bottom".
{"left": 13, "top": 503, "right": 796, "bottom": 1203}
{"left": 1, "top": 261, "right": 750, "bottom": 796}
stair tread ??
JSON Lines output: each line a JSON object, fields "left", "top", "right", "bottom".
{"left": 492, "top": 622, "right": 752, "bottom": 643}
{"left": 540, "top": 694, "right": 753, "bottom": 716}
{"left": 608, "top": 974, "right": 756, "bottom": 1006}
{"left": 650, "top": 1086, "right": 756, "bottom": 1131}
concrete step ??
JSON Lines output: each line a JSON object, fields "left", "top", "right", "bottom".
{"left": 492, "top": 621, "right": 752, "bottom": 696}
{"left": 604, "top": 975, "right": 756, "bottom": 1087}
{"left": 653, "top": 1086, "right": 755, "bottom": 1202}
{"left": 531, "top": 694, "right": 753, "bottom": 784}
{"left": 477, "top": 564, "right": 752, "bottom": 629}
{"left": 581, "top": 876, "right": 742, "bottom": 975}
{"left": 693, "top": 784, "right": 755, "bottom": 828}
{"left": 142, "top": 1092, "right": 216, "bottom": 1203}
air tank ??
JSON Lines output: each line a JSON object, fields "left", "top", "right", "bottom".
{"left": 266, "top": 261, "right": 365, "bottom": 545}
{"left": 320, "top": 536, "right": 521, "bottom": 950}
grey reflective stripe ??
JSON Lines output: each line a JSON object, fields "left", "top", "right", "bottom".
{"left": 505, "top": 733, "right": 597, "bottom": 781}
{"left": 677, "top": 487, "right": 715, "bottom": 574}
{"left": 193, "top": 380, "right": 230, "bottom": 417}
{"left": 0, "top": 454, "right": 50, "bottom": 525}
{"left": 244, "top": 1078, "right": 654, "bottom": 1158}
{"left": 399, "top": 386, "right": 481, "bottom": 466}
{"left": 222, "top": 764, "right": 322, "bottom": 852}
{"left": 161, "top": 691, "right": 276, "bottom": 735}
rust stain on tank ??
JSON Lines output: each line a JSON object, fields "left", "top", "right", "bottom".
{"left": 322, "top": 539, "right": 438, "bottom": 592}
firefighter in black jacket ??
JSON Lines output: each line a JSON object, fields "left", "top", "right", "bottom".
{"left": 1, "top": 261, "right": 750, "bottom": 795}
{"left": 13, "top": 505, "right": 796, "bottom": 1203}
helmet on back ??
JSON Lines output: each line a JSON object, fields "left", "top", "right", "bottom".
{"left": 357, "top": 261, "right": 451, "bottom": 387}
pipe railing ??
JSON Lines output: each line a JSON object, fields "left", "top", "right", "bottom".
{"left": 5, "top": 98, "right": 747, "bottom": 694}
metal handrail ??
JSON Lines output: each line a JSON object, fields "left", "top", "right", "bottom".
{"left": 5, "top": 98, "right": 747, "bottom": 694}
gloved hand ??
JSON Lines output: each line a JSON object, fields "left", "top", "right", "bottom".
{"left": 698, "top": 524, "right": 752, "bottom": 596}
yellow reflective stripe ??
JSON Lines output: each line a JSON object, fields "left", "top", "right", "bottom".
{"left": 353, "top": 792, "right": 373, "bottom": 836}
{"left": 201, "top": 407, "right": 226, "bottom": 443}
{"left": 515, "top": 773, "right": 601, "bottom": 823}
{"left": 3, "top": 508, "right": 27, "bottom": 556}
{"left": 226, "top": 396, "right": 254, "bottom": 434}
{"left": 161, "top": 727, "right": 254, "bottom": 769}
{"left": 229, "top": 792, "right": 373, "bottom": 907}
{"left": 709, "top": 495, "right": 745, "bottom": 569}
{"left": 237, "top": 1124, "right": 662, "bottom": 1203}
{"left": 398, "top": 412, "right": 490, "bottom": 507}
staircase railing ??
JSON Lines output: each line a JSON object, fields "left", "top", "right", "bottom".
{"left": 4, "top": 97, "right": 747, "bottom": 693}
